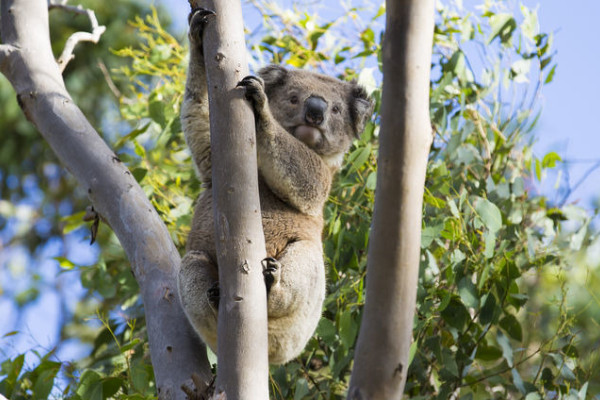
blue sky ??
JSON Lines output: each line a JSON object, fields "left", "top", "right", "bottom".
{"left": 526, "top": 0, "right": 600, "bottom": 208}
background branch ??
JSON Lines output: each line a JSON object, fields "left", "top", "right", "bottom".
{"left": 0, "top": 0, "right": 209, "bottom": 398}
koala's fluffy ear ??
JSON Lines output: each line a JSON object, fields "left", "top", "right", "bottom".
{"left": 349, "top": 85, "right": 374, "bottom": 138}
{"left": 258, "top": 65, "right": 288, "bottom": 95}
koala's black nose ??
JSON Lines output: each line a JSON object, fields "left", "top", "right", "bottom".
{"left": 304, "top": 96, "right": 327, "bottom": 126}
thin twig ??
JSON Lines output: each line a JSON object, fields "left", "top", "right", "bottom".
{"left": 559, "top": 160, "right": 600, "bottom": 206}
{"left": 48, "top": 0, "right": 106, "bottom": 73}
{"left": 96, "top": 59, "right": 134, "bottom": 104}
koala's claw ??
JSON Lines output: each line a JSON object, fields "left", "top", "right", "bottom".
{"left": 262, "top": 257, "right": 282, "bottom": 293}
{"left": 237, "top": 75, "right": 267, "bottom": 107}
{"left": 188, "top": 7, "right": 215, "bottom": 41}
{"left": 207, "top": 281, "right": 220, "bottom": 311}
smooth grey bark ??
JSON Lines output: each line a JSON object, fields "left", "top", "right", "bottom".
{"left": 348, "top": 1, "right": 434, "bottom": 399}
{"left": 0, "top": 1, "right": 211, "bottom": 398}
{"left": 191, "top": 0, "right": 270, "bottom": 398}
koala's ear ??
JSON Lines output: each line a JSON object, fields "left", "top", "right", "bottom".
{"left": 258, "top": 65, "right": 288, "bottom": 93}
{"left": 349, "top": 85, "right": 374, "bottom": 138}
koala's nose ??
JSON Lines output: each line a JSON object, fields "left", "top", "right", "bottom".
{"left": 304, "top": 96, "right": 327, "bottom": 126}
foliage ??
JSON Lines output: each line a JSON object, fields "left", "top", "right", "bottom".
{"left": 1, "top": 0, "right": 600, "bottom": 399}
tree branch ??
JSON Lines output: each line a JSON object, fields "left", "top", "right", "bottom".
{"left": 190, "top": 0, "right": 270, "bottom": 398}
{"left": 48, "top": 0, "right": 106, "bottom": 72}
{"left": 0, "top": 0, "right": 209, "bottom": 398}
{"left": 348, "top": 0, "right": 434, "bottom": 399}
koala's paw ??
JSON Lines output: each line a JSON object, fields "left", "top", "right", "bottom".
{"left": 262, "top": 257, "right": 282, "bottom": 293}
{"left": 188, "top": 7, "right": 215, "bottom": 43}
{"left": 207, "top": 281, "right": 220, "bottom": 311}
{"left": 237, "top": 75, "right": 268, "bottom": 110}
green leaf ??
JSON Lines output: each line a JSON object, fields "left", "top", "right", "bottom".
{"left": 474, "top": 197, "right": 502, "bottom": 232}
{"left": 294, "top": 378, "right": 310, "bottom": 400}
{"left": 458, "top": 278, "right": 479, "bottom": 309}
{"left": 133, "top": 140, "right": 146, "bottom": 158}
{"left": 475, "top": 343, "right": 502, "bottom": 361}
{"left": 366, "top": 171, "right": 377, "bottom": 190}
{"left": 407, "top": 340, "right": 418, "bottom": 368}
{"left": 102, "top": 377, "right": 123, "bottom": 399}
{"left": 512, "top": 368, "right": 527, "bottom": 394}
{"left": 149, "top": 100, "right": 166, "bottom": 126}
{"left": 119, "top": 338, "right": 141, "bottom": 353}
{"left": 339, "top": 310, "right": 358, "bottom": 349}
{"left": 525, "top": 393, "right": 542, "bottom": 400}
{"left": 33, "top": 367, "right": 59, "bottom": 400}
{"left": 3, "top": 354, "right": 25, "bottom": 396}
{"left": 542, "top": 151, "right": 561, "bottom": 168}
{"left": 76, "top": 370, "right": 103, "bottom": 400}
{"left": 132, "top": 167, "right": 148, "bottom": 183}
{"left": 61, "top": 211, "right": 87, "bottom": 234}
{"left": 520, "top": 5, "right": 539, "bottom": 39}
{"left": 131, "top": 362, "right": 150, "bottom": 393}
{"left": 510, "top": 59, "right": 531, "bottom": 83}
{"left": 421, "top": 223, "right": 444, "bottom": 248}
{"left": 54, "top": 256, "right": 76, "bottom": 270}
{"left": 483, "top": 230, "right": 497, "bottom": 259}
{"left": 544, "top": 64, "right": 557, "bottom": 84}
{"left": 316, "top": 318, "right": 336, "bottom": 346}
{"left": 347, "top": 144, "right": 371, "bottom": 173}
{"left": 488, "top": 14, "right": 517, "bottom": 44}
{"left": 497, "top": 330, "right": 513, "bottom": 367}
{"left": 114, "top": 122, "right": 150, "bottom": 149}
{"left": 440, "top": 348, "right": 459, "bottom": 378}
{"left": 479, "top": 293, "right": 497, "bottom": 325}
{"left": 441, "top": 298, "right": 470, "bottom": 330}
{"left": 500, "top": 314, "right": 523, "bottom": 341}
{"left": 541, "top": 367, "right": 555, "bottom": 390}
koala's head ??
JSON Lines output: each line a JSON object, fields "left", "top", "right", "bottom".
{"left": 258, "top": 65, "right": 374, "bottom": 168}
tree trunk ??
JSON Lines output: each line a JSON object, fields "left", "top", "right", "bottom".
{"left": 0, "top": 0, "right": 211, "bottom": 398}
{"left": 348, "top": 1, "right": 434, "bottom": 399}
{"left": 192, "top": 0, "right": 270, "bottom": 398}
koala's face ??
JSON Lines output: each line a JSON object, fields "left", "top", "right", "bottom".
{"left": 259, "top": 65, "right": 374, "bottom": 167}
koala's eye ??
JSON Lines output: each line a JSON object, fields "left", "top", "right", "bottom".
{"left": 332, "top": 105, "right": 341, "bottom": 114}
{"left": 290, "top": 95, "right": 299, "bottom": 104}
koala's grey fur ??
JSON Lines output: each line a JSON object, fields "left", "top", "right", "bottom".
{"left": 178, "top": 8, "right": 374, "bottom": 365}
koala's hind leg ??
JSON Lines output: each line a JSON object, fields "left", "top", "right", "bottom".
{"left": 177, "top": 250, "right": 219, "bottom": 353}
{"left": 264, "top": 240, "right": 325, "bottom": 321}
{"left": 181, "top": 8, "right": 215, "bottom": 183}
{"left": 263, "top": 240, "right": 326, "bottom": 364}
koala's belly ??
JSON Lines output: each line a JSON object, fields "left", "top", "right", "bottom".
{"left": 186, "top": 186, "right": 324, "bottom": 260}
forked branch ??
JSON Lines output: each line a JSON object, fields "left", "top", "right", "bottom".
{"left": 48, "top": 0, "right": 106, "bottom": 72}
{"left": 0, "top": 0, "right": 209, "bottom": 398}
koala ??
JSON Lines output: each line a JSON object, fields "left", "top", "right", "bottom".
{"left": 178, "top": 7, "right": 374, "bottom": 365}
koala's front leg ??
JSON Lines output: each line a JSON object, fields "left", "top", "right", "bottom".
{"left": 236, "top": 76, "right": 270, "bottom": 125}
{"left": 237, "top": 76, "right": 332, "bottom": 216}
{"left": 181, "top": 8, "right": 215, "bottom": 183}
